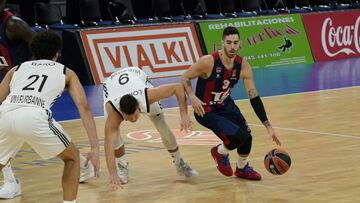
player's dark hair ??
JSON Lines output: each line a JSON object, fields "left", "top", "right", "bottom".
{"left": 120, "top": 94, "right": 139, "bottom": 115}
{"left": 222, "top": 26, "right": 240, "bottom": 39}
{"left": 30, "top": 30, "right": 62, "bottom": 60}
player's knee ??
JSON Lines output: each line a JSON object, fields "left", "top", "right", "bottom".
{"left": 58, "top": 143, "right": 80, "bottom": 163}
{"left": 225, "top": 130, "right": 251, "bottom": 150}
{"left": 237, "top": 135, "right": 252, "bottom": 155}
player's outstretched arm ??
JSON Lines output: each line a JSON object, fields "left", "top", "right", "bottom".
{"left": 104, "top": 102, "right": 125, "bottom": 189}
{"left": 241, "top": 59, "right": 281, "bottom": 146}
{"left": 181, "top": 56, "right": 212, "bottom": 117}
{"left": 65, "top": 68, "right": 100, "bottom": 175}
{"left": 147, "top": 83, "right": 192, "bottom": 132}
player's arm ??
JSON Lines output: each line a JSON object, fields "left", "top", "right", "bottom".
{"left": 181, "top": 55, "right": 212, "bottom": 117}
{"left": 147, "top": 84, "right": 192, "bottom": 131}
{"left": 65, "top": 68, "right": 100, "bottom": 175}
{"left": 241, "top": 59, "right": 281, "bottom": 146}
{"left": 0, "top": 67, "right": 16, "bottom": 104}
{"left": 104, "top": 102, "right": 124, "bottom": 187}
{"left": 6, "top": 16, "right": 35, "bottom": 43}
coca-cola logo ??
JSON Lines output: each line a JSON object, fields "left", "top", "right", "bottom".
{"left": 321, "top": 16, "right": 360, "bottom": 57}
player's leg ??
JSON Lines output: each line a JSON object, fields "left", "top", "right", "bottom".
{"left": 113, "top": 133, "right": 128, "bottom": 183}
{"left": 232, "top": 113, "right": 261, "bottom": 180}
{"left": 148, "top": 112, "right": 198, "bottom": 178}
{"left": 57, "top": 143, "right": 80, "bottom": 201}
{"left": 195, "top": 104, "right": 252, "bottom": 177}
{"left": 219, "top": 99, "right": 261, "bottom": 180}
{"left": 0, "top": 110, "right": 23, "bottom": 199}
{"left": 25, "top": 109, "right": 80, "bottom": 202}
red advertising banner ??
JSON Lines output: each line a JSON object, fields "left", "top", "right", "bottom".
{"left": 80, "top": 24, "right": 203, "bottom": 84}
{"left": 302, "top": 10, "right": 360, "bottom": 61}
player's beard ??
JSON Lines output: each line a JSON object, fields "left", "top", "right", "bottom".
{"left": 224, "top": 48, "right": 236, "bottom": 59}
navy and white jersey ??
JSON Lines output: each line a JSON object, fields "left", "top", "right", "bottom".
{"left": 195, "top": 51, "right": 242, "bottom": 113}
{"left": 0, "top": 10, "right": 32, "bottom": 79}
{"left": 103, "top": 67, "right": 161, "bottom": 116}
{"left": 1, "top": 60, "right": 66, "bottom": 111}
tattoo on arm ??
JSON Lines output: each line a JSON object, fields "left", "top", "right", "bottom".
{"left": 263, "top": 120, "right": 271, "bottom": 128}
{"left": 247, "top": 88, "right": 258, "bottom": 99}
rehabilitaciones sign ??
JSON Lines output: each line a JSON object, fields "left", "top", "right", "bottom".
{"left": 80, "top": 23, "right": 203, "bottom": 84}
{"left": 199, "top": 14, "right": 314, "bottom": 68}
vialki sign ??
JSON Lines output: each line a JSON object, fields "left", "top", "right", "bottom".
{"left": 302, "top": 10, "right": 360, "bottom": 61}
{"left": 199, "top": 14, "right": 314, "bottom": 68}
{"left": 80, "top": 24, "right": 203, "bottom": 84}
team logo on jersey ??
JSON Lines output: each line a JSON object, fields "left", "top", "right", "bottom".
{"left": 216, "top": 67, "right": 222, "bottom": 78}
{"left": 126, "top": 130, "right": 218, "bottom": 145}
{"left": 230, "top": 69, "right": 237, "bottom": 80}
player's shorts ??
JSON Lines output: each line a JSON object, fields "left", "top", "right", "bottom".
{"left": 0, "top": 106, "right": 71, "bottom": 165}
{"left": 194, "top": 98, "right": 251, "bottom": 145}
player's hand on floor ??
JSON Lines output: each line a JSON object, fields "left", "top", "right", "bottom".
{"left": 108, "top": 174, "right": 125, "bottom": 190}
{"left": 266, "top": 127, "right": 281, "bottom": 146}
{"left": 85, "top": 147, "right": 100, "bottom": 177}
{"left": 190, "top": 95, "right": 206, "bottom": 117}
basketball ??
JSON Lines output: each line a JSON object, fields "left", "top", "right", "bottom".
{"left": 264, "top": 148, "right": 291, "bottom": 175}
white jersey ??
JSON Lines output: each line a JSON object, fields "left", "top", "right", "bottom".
{"left": 103, "top": 67, "right": 161, "bottom": 116}
{"left": 1, "top": 59, "right": 66, "bottom": 111}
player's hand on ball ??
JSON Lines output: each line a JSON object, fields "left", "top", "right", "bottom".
{"left": 266, "top": 127, "right": 281, "bottom": 146}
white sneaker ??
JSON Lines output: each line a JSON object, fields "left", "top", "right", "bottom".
{"left": 175, "top": 159, "right": 199, "bottom": 178}
{"left": 80, "top": 162, "right": 95, "bottom": 183}
{"left": 0, "top": 178, "right": 21, "bottom": 199}
{"left": 117, "top": 162, "right": 129, "bottom": 184}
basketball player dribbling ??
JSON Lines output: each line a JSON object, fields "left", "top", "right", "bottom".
{"left": 181, "top": 26, "right": 281, "bottom": 180}
{"left": 0, "top": 30, "right": 100, "bottom": 203}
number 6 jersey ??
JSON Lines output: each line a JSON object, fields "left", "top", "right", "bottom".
{"left": 1, "top": 59, "right": 66, "bottom": 111}
{"left": 103, "top": 67, "right": 162, "bottom": 116}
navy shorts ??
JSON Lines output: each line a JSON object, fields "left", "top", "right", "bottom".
{"left": 195, "top": 99, "right": 251, "bottom": 147}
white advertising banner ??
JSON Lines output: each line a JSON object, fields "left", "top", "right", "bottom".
{"left": 80, "top": 24, "right": 203, "bottom": 84}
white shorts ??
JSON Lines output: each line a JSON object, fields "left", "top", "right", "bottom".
{"left": 0, "top": 106, "right": 71, "bottom": 165}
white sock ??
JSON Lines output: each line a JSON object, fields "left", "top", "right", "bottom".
{"left": 2, "top": 163, "right": 16, "bottom": 183}
{"left": 79, "top": 153, "right": 87, "bottom": 168}
{"left": 116, "top": 156, "right": 127, "bottom": 167}
{"left": 217, "top": 144, "right": 230, "bottom": 155}
{"left": 63, "top": 200, "right": 76, "bottom": 203}
{"left": 237, "top": 156, "right": 248, "bottom": 169}
{"left": 170, "top": 150, "right": 181, "bottom": 164}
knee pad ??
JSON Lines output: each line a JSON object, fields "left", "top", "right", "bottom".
{"left": 224, "top": 129, "right": 251, "bottom": 151}
{"left": 237, "top": 135, "right": 252, "bottom": 155}
{"left": 148, "top": 113, "right": 178, "bottom": 151}
{"left": 114, "top": 132, "right": 124, "bottom": 149}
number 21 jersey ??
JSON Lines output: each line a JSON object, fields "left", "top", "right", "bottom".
{"left": 2, "top": 59, "right": 66, "bottom": 111}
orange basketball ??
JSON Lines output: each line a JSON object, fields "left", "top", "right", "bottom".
{"left": 264, "top": 148, "right": 291, "bottom": 175}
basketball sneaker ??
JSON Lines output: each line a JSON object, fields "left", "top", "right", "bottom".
{"left": 0, "top": 178, "right": 21, "bottom": 199}
{"left": 117, "top": 162, "right": 129, "bottom": 184}
{"left": 234, "top": 163, "right": 261, "bottom": 180}
{"left": 174, "top": 158, "right": 199, "bottom": 178}
{"left": 211, "top": 145, "right": 233, "bottom": 176}
{"left": 80, "top": 162, "right": 95, "bottom": 183}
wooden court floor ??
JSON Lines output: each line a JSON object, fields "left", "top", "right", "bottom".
{"left": 1, "top": 86, "right": 360, "bottom": 203}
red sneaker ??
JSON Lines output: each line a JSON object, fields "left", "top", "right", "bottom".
{"left": 235, "top": 163, "right": 261, "bottom": 180}
{"left": 210, "top": 145, "right": 233, "bottom": 176}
